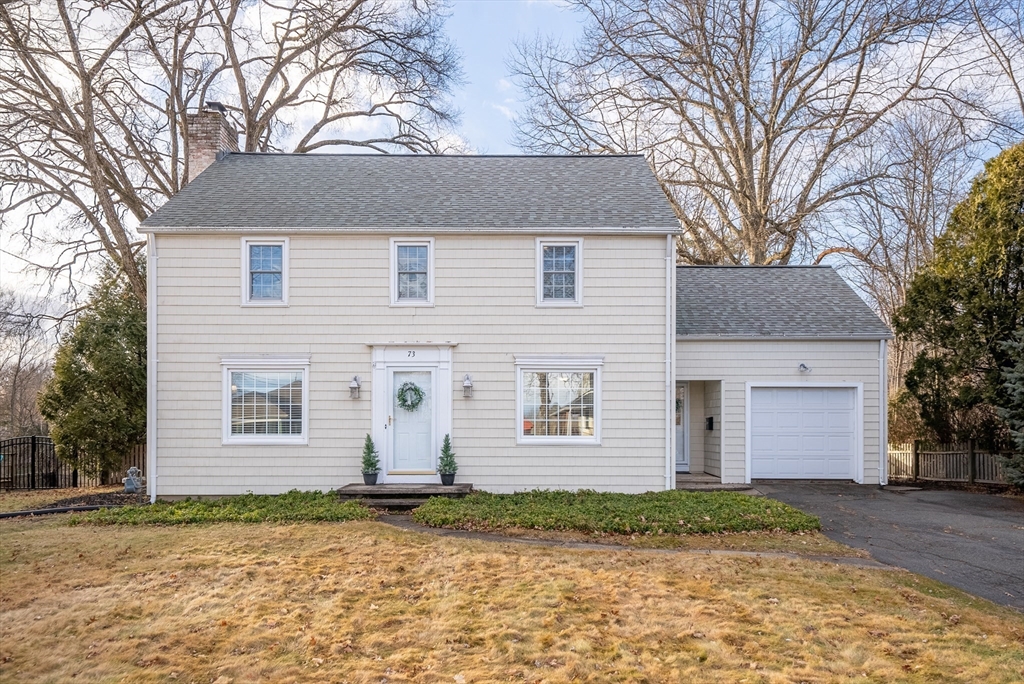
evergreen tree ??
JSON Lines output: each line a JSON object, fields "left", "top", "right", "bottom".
{"left": 38, "top": 263, "right": 146, "bottom": 476}
{"left": 438, "top": 433, "right": 457, "bottom": 474}
{"left": 361, "top": 434, "right": 380, "bottom": 474}
{"left": 894, "top": 143, "right": 1024, "bottom": 446}
{"left": 999, "top": 332, "right": 1024, "bottom": 487}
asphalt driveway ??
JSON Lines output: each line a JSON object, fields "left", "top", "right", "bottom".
{"left": 755, "top": 481, "right": 1024, "bottom": 610}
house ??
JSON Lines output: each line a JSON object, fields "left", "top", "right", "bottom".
{"left": 139, "top": 108, "right": 890, "bottom": 499}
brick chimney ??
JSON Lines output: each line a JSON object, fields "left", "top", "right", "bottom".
{"left": 186, "top": 102, "right": 239, "bottom": 182}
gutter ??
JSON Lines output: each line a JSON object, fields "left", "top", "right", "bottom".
{"left": 676, "top": 334, "right": 893, "bottom": 341}
{"left": 665, "top": 234, "right": 675, "bottom": 491}
{"left": 880, "top": 339, "right": 889, "bottom": 485}
{"left": 138, "top": 225, "right": 680, "bottom": 236}
{"left": 147, "top": 235, "right": 158, "bottom": 503}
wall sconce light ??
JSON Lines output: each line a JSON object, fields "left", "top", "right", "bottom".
{"left": 349, "top": 376, "right": 361, "bottom": 399}
{"left": 798, "top": 363, "right": 811, "bottom": 373}
{"left": 463, "top": 374, "right": 474, "bottom": 398}
{"left": 705, "top": 416, "right": 714, "bottom": 431}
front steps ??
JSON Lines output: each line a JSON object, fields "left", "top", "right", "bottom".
{"left": 337, "top": 483, "right": 473, "bottom": 511}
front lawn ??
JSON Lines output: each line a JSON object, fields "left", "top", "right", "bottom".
{"left": 413, "top": 489, "right": 820, "bottom": 535}
{"left": 1, "top": 518, "right": 1022, "bottom": 682}
{"left": 0, "top": 486, "right": 123, "bottom": 513}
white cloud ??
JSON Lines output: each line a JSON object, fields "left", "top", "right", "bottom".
{"left": 489, "top": 103, "right": 514, "bottom": 120}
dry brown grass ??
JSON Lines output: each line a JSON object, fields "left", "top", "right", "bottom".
{"left": 1, "top": 518, "right": 1022, "bottom": 684}
{"left": 455, "top": 524, "right": 868, "bottom": 558}
{"left": 0, "top": 486, "right": 121, "bottom": 513}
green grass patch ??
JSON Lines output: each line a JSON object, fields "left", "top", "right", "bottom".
{"left": 67, "top": 490, "right": 376, "bottom": 525}
{"left": 412, "top": 490, "right": 820, "bottom": 535}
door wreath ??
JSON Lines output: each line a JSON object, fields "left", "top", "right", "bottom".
{"left": 396, "top": 381, "right": 425, "bottom": 411}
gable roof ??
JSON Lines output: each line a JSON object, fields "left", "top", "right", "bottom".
{"left": 676, "top": 266, "right": 891, "bottom": 339}
{"left": 141, "top": 153, "right": 679, "bottom": 232}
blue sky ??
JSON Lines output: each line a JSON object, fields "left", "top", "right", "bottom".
{"left": 446, "top": 1, "right": 583, "bottom": 153}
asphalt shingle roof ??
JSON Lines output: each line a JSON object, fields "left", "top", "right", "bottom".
{"left": 676, "top": 266, "right": 891, "bottom": 339}
{"left": 141, "top": 153, "right": 679, "bottom": 230}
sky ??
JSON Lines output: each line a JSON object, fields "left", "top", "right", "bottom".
{"left": 445, "top": 1, "right": 583, "bottom": 154}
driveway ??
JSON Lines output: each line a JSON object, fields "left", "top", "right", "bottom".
{"left": 755, "top": 481, "right": 1024, "bottom": 610}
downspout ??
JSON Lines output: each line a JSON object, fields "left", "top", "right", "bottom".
{"left": 665, "top": 234, "right": 675, "bottom": 490}
{"left": 879, "top": 338, "right": 888, "bottom": 486}
{"left": 147, "top": 235, "right": 158, "bottom": 503}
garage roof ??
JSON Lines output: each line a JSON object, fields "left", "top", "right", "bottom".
{"left": 141, "top": 153, "right": 679, "bottom": 232}
{"left": 676, "top": 266, "right": 891, "bottom": 339}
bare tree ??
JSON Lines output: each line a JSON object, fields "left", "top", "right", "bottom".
{"left": 817, "top": 108, "right": 980, "bottom": 390}
{"left": 0, "top": 0, "right": 461, "bottom": 304}
{"left": 511, "top": 0, "right": 993, "bottom": 265}
{"left": 972, "top": 0, "right": 1024, "bottom": 119}
{"left": 0, "top": 289, "right": 51, "bottom": 439}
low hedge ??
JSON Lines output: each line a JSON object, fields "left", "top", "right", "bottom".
{"left": 68, "top": 490, "right": 376, "bottom": 525}
{"left": 412, "top": 489, "right": 819, "bottom": 535}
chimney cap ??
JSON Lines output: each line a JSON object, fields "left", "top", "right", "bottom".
{"left": 203, "top": 101, "right": 227, "bottom": 114}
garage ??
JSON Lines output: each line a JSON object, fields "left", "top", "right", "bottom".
{"left": 749, "top": 386, "right": 859, "bottom": 479}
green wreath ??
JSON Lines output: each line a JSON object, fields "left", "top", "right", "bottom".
{"left": 396, "top": 381, "right": 425, "bottom": 411}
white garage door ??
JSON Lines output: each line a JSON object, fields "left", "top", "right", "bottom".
{"left": 751, "top": 387, "right": 857, "bottom": 479}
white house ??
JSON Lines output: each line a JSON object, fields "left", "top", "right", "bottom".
{"left": 140, "top": 108, "right": 890, "bottom": 500}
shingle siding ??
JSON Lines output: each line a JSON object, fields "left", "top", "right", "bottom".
{"left": 678, "top": 339, "right": 883, "bottom": 484}
{"left": 154, "top": 232, "right": 671, "bottom": 495}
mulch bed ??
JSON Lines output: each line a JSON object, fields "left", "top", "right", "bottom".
{"left": 37, "top": 491, "right": 148, "bottom": 509}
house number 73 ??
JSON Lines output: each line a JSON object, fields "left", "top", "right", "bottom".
{"left": 407, "top": 350, "right": 416, "bottom": 357}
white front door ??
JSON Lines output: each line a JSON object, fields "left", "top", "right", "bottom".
{"left": 389, "top": 368, "right": 435, "bottom": 473}
{"left": 675, "top": 383, "right": 689, "bottom": 472}
{"left": 371, "top": 345, "right": 453, "bottom": 484}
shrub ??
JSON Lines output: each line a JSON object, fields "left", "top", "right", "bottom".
{"left": 69, "top": 490, "right": 376, "bottom": 525}
{"left": 413, "top": 489, "right": 819, "bottom": 535}
{"left": 361, "top": 434, "right": 380, "bottom": 474}
{"left": 438, "top": 433, "right": 457, "bottom": 474}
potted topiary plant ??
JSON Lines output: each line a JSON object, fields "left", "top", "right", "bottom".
{"left": 438, "top": 433, "right": 457, "bottom": 486}
{"left": 361, "top": 433, "right": 380, "bottom": 485}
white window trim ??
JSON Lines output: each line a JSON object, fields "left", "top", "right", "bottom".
{"left": 240, "top": 237, "right": 289, "bottom": 307}
{"left": 390, "top": 237, "right": 435, "bottom": 307}
{"left": 514, "top": 355, "right": 603, "bottom": 445}
{"left": 536, "top": 237, "right": 583, "bottom": 308}
{"left": 221, "top": 358, "right": 309, "bottom": 445}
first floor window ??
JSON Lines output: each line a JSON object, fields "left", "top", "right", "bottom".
{"left": 516, "top": 357, "right": 602, "bottom": 444}
{"left": 223, "top": 360, "right": 308, "bottom": 444}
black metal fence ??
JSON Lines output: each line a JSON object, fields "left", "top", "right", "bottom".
{"left": 0, "top": 436, "right": 146, "bottom": 490}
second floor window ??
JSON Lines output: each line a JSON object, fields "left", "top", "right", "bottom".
{"left": 537, "top": 238, "right": 583, "bottom": 306}
{"left": 242, "top": 238, "right": 288, "bottom": 306}
{"left": 390, "top": 238, "right": 434, "bottom": 306}
{"left": 397, "top": 245, "right": 428, "bottom": 300}
{"left": 250, "top": 244, "right": 283, "bottom": 300}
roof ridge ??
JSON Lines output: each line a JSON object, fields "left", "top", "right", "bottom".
{"left": 219, "top": 152, "right": 647, "bottom": 159}
{"left": 676, "top": 264, "right": 831, "bottom": 268}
